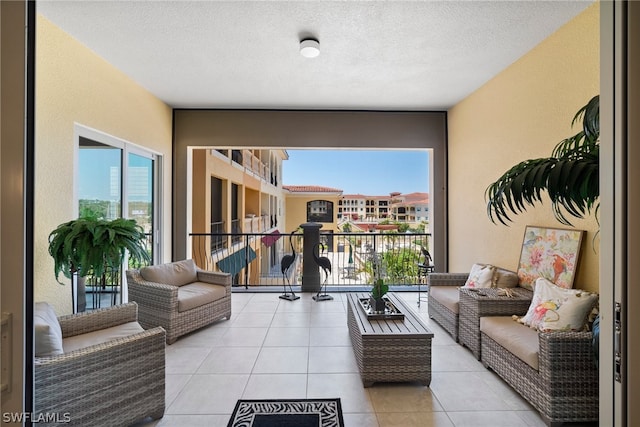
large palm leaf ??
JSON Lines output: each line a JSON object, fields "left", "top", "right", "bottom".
{"left": 485, "top": 95, "right": 599, "bottom": 225}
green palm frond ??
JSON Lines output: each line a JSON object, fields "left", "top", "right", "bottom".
{"left": 486, "top": 95, "right": 599, "bottom": 226}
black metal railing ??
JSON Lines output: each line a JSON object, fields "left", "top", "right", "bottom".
{"left": 210, "top": 221, "right": 227, "bottom": 251}
{"left": 83, "top": 232, "right": 153, "bottom": 312}
{"left": 230, "top": 218, "right": 242, "bottom": 244}
{"left": 188, "top": 231, "right": 432, "bottom": 289}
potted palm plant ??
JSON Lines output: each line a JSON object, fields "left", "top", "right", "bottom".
{"left": 485, "top": 95, "right": 599, "bottom": 226}
{"left": 485, "top": 95, "right": 600, "bottom": 365}
{"left": 48, "top": 217, "right": 151, "bottom": 312}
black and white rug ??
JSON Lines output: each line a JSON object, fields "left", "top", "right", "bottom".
{"left": 227, "top": 398, "right": 344, "bottom": 427}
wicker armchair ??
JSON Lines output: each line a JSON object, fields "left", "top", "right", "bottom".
{"left": 427, "top": 266, "right": 525, "bottom": 342}
{"left": 34, "top": 302, "right": 166, "bottom": 427}
{"left": 427, "top": 272, "right": 468, "bottom": 341}
{"left": 127, "top": 259, "right": 232, "bottom": 344}
{"left": 480, "top": 316, "right": 598, "bottom": 426}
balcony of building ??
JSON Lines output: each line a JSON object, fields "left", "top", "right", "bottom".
{"left": 214, "top": 149, "right": 281, "bottom": 189}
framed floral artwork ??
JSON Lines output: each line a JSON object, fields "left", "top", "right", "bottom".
{"left": 517, "top": 226, "right": 585, "bottom": 290}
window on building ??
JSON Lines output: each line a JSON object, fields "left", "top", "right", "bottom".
{"left": 307, "top": 199, "right": 333, "bottom": 223}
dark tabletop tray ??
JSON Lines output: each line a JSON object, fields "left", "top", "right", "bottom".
{"left": 357, "top": 296, "right": 405, "bottom": 320}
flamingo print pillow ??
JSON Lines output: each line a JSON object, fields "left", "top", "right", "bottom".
{"left": 517, "top": 278, "right": 598, "bottom": 331}
{"left": 462, "top": 263, "right": 495, "bottom": 288}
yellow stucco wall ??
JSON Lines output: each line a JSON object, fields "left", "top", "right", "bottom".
{"left": 35, "top": 16, "right": 173, "bottom": 313}
{"left": 448, "top": 3, "right": 600, "bottom": 292}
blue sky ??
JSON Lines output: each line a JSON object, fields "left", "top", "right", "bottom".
{"left": 80, "top": 148, "right": 430, "bottom": 200}
{"left": 283, "top": 149, "right": 430, "bottom": 195}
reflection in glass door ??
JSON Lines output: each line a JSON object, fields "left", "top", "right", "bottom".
{"left": 127, "top": 152, "right": 154, "bottom": 264}
{"left": 78, "top": 139, "right": 122, "bottom": 220}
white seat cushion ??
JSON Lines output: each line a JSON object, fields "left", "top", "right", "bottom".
{"left": 429, "top": 286, "right": 459, "bottom": 314}
{"left": 177, "top": 282, "right": 227, "bottom": 312}
{"left": 63, "top": 321, "right": 145, "bottom": 354}
{"left": 480, "top": 316, "right": 540, "bottom": 370}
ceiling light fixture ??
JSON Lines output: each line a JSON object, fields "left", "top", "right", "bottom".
{"left": 300, "top": 38, "right": 320, "bottom": 58}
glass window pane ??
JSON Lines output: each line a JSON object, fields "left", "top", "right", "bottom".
{"left": 307, "top": 200, "right": 333, "bottom": 222}
{"left": 78, "top": 140, "right": 122, "bottom": 219}
{"left": 128, "top": 152, "right": 154, "bottom": 263}
{"left": 127, "top": 153, "right": 153, "bottom": 232}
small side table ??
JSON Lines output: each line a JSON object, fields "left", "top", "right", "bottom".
{"left": 416, "top": 269, "right": 430, "bottom": 306}
{"left": 458, "top": 287, "right": 533, "bottom": 360}
{"left": 416, "top": 260, "right": 433, "bottom": 306}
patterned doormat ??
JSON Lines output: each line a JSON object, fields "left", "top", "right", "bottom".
{"left": 227, "top": 398, "right": 344, "bottom": 427}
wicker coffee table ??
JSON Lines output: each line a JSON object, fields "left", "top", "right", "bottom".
{"left": 346, "top": 292, "right": 434, "bottom": 387}
{"left": 458, "top": 287, "right": 533, "bottom": 360}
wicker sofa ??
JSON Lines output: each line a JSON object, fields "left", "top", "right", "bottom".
{"left": 34, "top": 302, "right": 166, "bottom": 427}
{"left": 480, "top": 316, "right": 599, "bottom": 426}
{"left": 127, "top": 259, "right": 232, "bottom": 344}
{"left": 428, "top": 268, "right": 598, "bottom": 425}
{"left": 427, "top": 266, "right": 526, "bottom": 341}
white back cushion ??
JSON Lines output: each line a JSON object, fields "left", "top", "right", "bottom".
{"left": 34, "top": 302, "right": 64, "bottom": 357}
{"left": 140, "top": 259, "right": 198, "bottom": 286}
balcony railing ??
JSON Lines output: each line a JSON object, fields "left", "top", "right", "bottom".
{"left": 83, "top": 232, "right": 153, "bottom": 312}
{"left": 188, "top": 231, "right": 432, "bottom": 288}
{"left": 210, "top": 221, "right": 227, "bottom": 252}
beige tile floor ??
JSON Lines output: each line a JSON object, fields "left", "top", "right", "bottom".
{"left": 141, "top": 292, "right": 577, "bottom": 427}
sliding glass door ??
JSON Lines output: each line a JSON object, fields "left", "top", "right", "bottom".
{"left": 77, "top": 131, "right": 161, "bottom": 310}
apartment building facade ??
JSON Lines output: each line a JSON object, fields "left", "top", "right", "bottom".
{"left": 191, "top": 148, "right": 289, "bottom": 285}
{"left": 340, "top": 192, "right": 429, "bottom": 226}
{"left": 388, "top": 192, "right": 430, "bottom": 224}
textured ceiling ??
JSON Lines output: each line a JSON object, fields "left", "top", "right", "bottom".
{"left": 37, "top": 1, "right": 594, "bottom": 110}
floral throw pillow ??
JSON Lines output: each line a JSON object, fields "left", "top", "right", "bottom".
{"left": 463, "top": 263, "right": 495, "bottom": 288}
{"left": 516, "top": 278, "right": 598, "bottom": 331}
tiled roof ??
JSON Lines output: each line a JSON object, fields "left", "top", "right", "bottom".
{"left": 396, "top": 192, "right": 429, "bottom": 204}
{"left": 283, "top": 185, "right": 343, "bottom": 193}
{"left": 284, "top": 187, "right": 428, "bottom": 200}
{"left": 341, "top": 192, "right": 428, "bottom": 202}
{"left": 402, "top": 199, "right": 429, "bottom": 206}
{"left": 342, "top": 194, "right": 390, "bottom": 200}
{"left": 403, "top": 191, "right": 429, "bottom": 200}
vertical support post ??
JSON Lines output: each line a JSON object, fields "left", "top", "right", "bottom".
{"left": 300, "top": 222, "right": 322, "bottom": 292}
{"left": 244, "top": 234, "right": 249, "bottom": 289}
